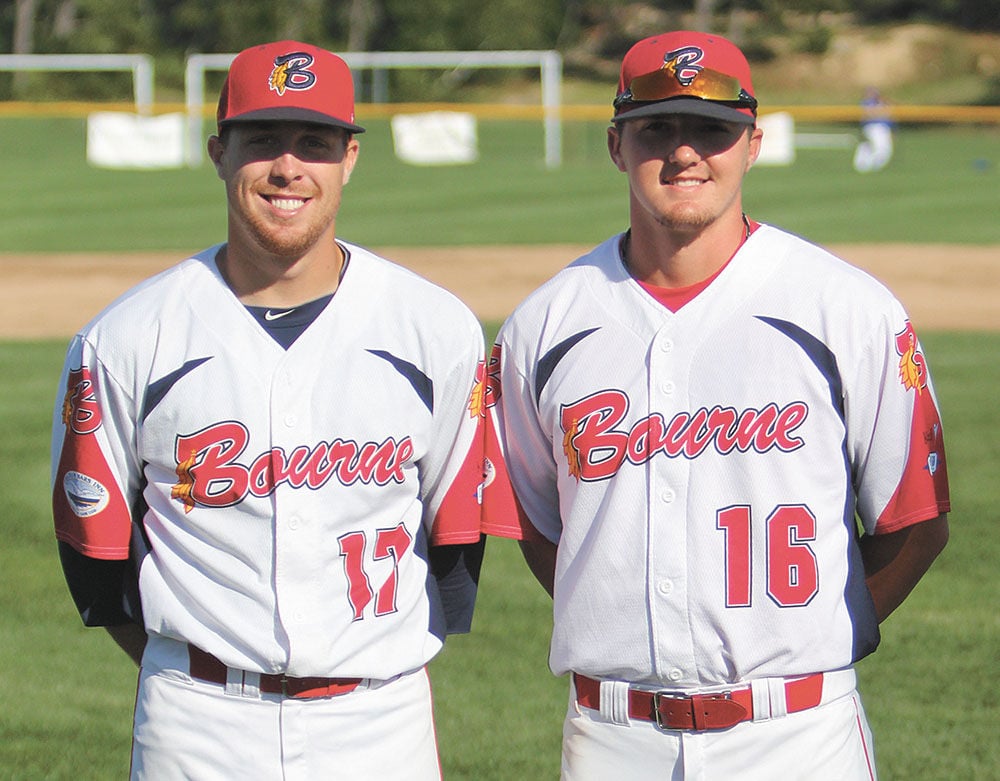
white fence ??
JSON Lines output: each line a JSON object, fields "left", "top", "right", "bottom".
{"left": 184, "top": 50, "right": 563, "bottom": 169}
{"left": 0, "top": 53, "right": 155, "bottom": 113}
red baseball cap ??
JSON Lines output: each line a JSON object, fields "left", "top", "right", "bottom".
{"left": 216, "top": 40, "right": 365, "bottom": 134}
{"left": 613, "top": 31, "right": 757, "bottom": 125}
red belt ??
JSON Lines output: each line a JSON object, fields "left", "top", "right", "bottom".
{"left": 574, "top": 672, "right": 824, "bottom": 731}
{"left": 188, "top": 645, "right": 362, "bottom": 699}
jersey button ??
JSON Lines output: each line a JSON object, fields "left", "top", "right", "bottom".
{"left": 284, "top": 414, "right": 298, "bottom": 428}
{"left": 660, "top": 339, "right": 674, "bottom": 353}
{"left": 657, "top": 579, "right": 674, "bottom": 596}
{"left": 661, "top": 489, "right": 676, "bottom": 504}
{"left": 288, "top": 516, "right": 301, "bottom": 530}
{"left": 661, "top": 381, "right": 675, "bottom": 395}
{"left": 667, "top": 669, "right": 683, "bottom": 683}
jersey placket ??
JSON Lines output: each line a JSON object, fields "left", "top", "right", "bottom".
{"left": 270, "top": 357, "right": 317, "bottom": 669}
{"left": 646, "top": 320, "right": 698, "bottom": 686}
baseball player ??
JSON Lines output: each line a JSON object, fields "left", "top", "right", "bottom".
{"left": 486, "top": 32, "right": 950, "bottom": 779}
{"left": 853, "top": 86, "right": 894, "bottom": 173}
{"left": 52, "top": 41, "right": 492, "bottom": 780}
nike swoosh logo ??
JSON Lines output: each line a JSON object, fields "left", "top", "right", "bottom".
{"left": 264, "top": 309, "right": 295, "bottom": 321}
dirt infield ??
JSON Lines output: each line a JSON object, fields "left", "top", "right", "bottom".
{"left": 1, "top": 244, "right": 997, "bottom": 339}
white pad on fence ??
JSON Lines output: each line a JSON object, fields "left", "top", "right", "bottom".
{"left": 755, "top": 111, "right": 795, "bottom": 166}
{"left": 391, "top": 111, "right": 478, "bottom": 165}
{"left": 86, "top": 112, "right": 186, "bottom": 169}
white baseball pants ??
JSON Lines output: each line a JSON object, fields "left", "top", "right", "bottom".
{"left": 130, "top": 635, "right": 441, "bottom": 780}
{"left": 561, "top": 672, "right": 878, "bottom": 780}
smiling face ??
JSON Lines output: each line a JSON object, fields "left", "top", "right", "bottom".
{"left": 608, "top": 114, "right": 761, "bottom": 237}
{"left": 208, "top": 121, "right": 359, "bottom": 267}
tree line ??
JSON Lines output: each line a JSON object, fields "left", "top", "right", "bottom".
{"left": 3, "top": 0, "right": 998, "bottom": 99}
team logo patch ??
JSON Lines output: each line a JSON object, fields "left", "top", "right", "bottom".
{"left": 62, "top": 365, "right": 102, "bottom": 434}
{"left": 62, "top": 470, "right": 110, "bottom": 518}
{"left": 269, "top": 51, "right": 317, "bottom": 96}
{"left": 664, "top": 46, "right": 705, "bottom": 86}
{"left": 895, "top": 321, "right": 927, "bottom": 394}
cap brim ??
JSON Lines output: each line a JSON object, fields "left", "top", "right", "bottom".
{"left": 219, "top": 106, "right": 365, "bottom": 134}
{"left": 613, "top": 97, "right": 755, "bottom": 125}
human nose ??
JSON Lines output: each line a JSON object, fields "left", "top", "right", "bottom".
{"left": 668, "top": 137, "right": 702, "bottom": 165}
{"left": 268, "top": 149, "right": 304, "bottom": 184}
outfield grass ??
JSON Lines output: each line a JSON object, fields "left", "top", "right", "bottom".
{"left": 0, "top": 117, "right": 997, "bottom": 252}
{"left": 1, "top": 332, "right": 997, "bottom": 780}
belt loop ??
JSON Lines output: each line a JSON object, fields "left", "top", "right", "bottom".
{"left": 224, "top": 667, "right": 243, "bottom": 697}
{"left": 599, "top": 680, "right": 631, "bottom": 726}
{"left": 768, "top": 677, "right": 788, "bottom": 718}
{"left": 750, "top": 678, "right": 772, "bottom": 721}
{"left": 241, "top": 670, "right": 261, "bottom": 699}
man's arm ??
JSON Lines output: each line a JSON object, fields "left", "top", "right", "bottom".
{"left": 58, "top": 542, "right": 146, "bottom": 665}
{"left": 429, "top": 537, "right": 486, "bottom": 635}
{"left": 519, "top": 537, "right": 558, "bottom": 598}
{"left": 860, "top": 513, "right": 949, "bottom": 623}
{"left": 106, "top": 623, "right": 148, "bottom": 667}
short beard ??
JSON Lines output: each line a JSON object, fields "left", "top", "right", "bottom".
{"left": 656, "top": 207, "right": 715, "bottom": 234}
{"left": 244, "top": 217, "right": 326, "bottom": 259}
{"left": 234, "top": 196, "right": 339, "bottom": 260}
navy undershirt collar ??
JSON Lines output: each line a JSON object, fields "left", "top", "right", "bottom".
{"left": 246, "top": 294, "right": 335, "bottom": 349}
{"left": 245, "top": 246, "right": 350, "bottom": 349}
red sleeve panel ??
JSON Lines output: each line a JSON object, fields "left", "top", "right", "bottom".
{"left": 52, "top": 365, "right": 132, "bottom": 560}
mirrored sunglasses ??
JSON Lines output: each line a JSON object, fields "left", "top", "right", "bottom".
{"left": 614, "top": 61, "right": 758, "bottom": 112}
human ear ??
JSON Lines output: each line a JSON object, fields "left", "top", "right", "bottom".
{"left": 607, "top": 125, "right": 627, "bottom": 172}
{"left": 207, "top": 135, "right": 226, "bottom": 179}
{"left": 746, "top": 126, "right": 764, "bottom": 169}
{"left": 341, "top": 137, "right": 361, "bottom": 185}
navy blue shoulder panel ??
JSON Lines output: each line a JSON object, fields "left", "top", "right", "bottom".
{"left": 367, "top": 350, "right": 434, "bottom": 414}
{"left": 142, "top": 357, "right": 213, "bottom": 423}
{"left": 756, "top": 317, "right": 844, "bottom": 419}
{"left": 535, "top": 327, "right": 600, "bottom": 405}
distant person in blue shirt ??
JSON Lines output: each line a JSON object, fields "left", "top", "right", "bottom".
{"left": 853, "top": 86, "right": 894, "bottom": 172}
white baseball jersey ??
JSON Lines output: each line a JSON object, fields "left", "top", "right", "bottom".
{"left": 52, "top": 242, "right": 488, "bottom": 680}
{"left": 491, "top": 225, "right": 950, "bottom": 688}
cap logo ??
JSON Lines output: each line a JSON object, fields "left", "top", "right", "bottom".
{"left": 269, "top": 51, "right": 317, "bottom": 96}
{"left": 664, "top": 46, "right": 705, "bottom": 86}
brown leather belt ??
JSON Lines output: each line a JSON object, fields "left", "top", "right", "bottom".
{"left": 188, "top": 645, "right": 362, "bottom": 699}
{"left": 574, "top": 672, "right": 824, "bottom": 731}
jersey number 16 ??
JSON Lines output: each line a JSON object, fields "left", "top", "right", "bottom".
{"left": 716, "top": 504, "right": 819, "bottom": 608}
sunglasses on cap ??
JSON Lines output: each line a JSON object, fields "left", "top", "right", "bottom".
{"left": 614, "top": 60, "right": 758, "bottom": 113}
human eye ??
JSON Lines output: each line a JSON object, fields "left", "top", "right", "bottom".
{"left": 246, "top": 132, "right": 277, "bottom": 148}
{"left": 304, "top": 135, "right": 331, "bottom": 150}
{"left": 702, "top": 119, "right": 741, "bottom": 137}
{"left": 641, "top": 119, "right": 670, "bottom": 133}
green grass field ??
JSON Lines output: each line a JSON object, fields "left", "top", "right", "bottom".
{"left": 0, "top": 117, "right": 997, "bottom": 251}
{"left": 0, "top": 114, "right": 997, "bottom": 778}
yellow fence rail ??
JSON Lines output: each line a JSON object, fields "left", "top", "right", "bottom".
{"left": 1, "top": 100, "right": 1000, "bottom": 124}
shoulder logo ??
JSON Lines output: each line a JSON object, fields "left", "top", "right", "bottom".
{"left": 895, "top": 321, "right": 927, "bottom": 394}
{"left": 62, "top": 365, "right": 102, "bottom": 435}
{"left": 63, "top": 471, "right": 110, "bottom": 518}
{"left": 269, "top": 51, "right": 317, "bottom": 96}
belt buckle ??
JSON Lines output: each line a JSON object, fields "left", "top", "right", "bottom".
{"left": 652, "top": 690, "right": 690, "bottom": 731}
{"left": 652, "top": 689, "right": 734, "bottom": 731}
{"left": 280, "top": 675, "right": 291, "bottom": 697}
